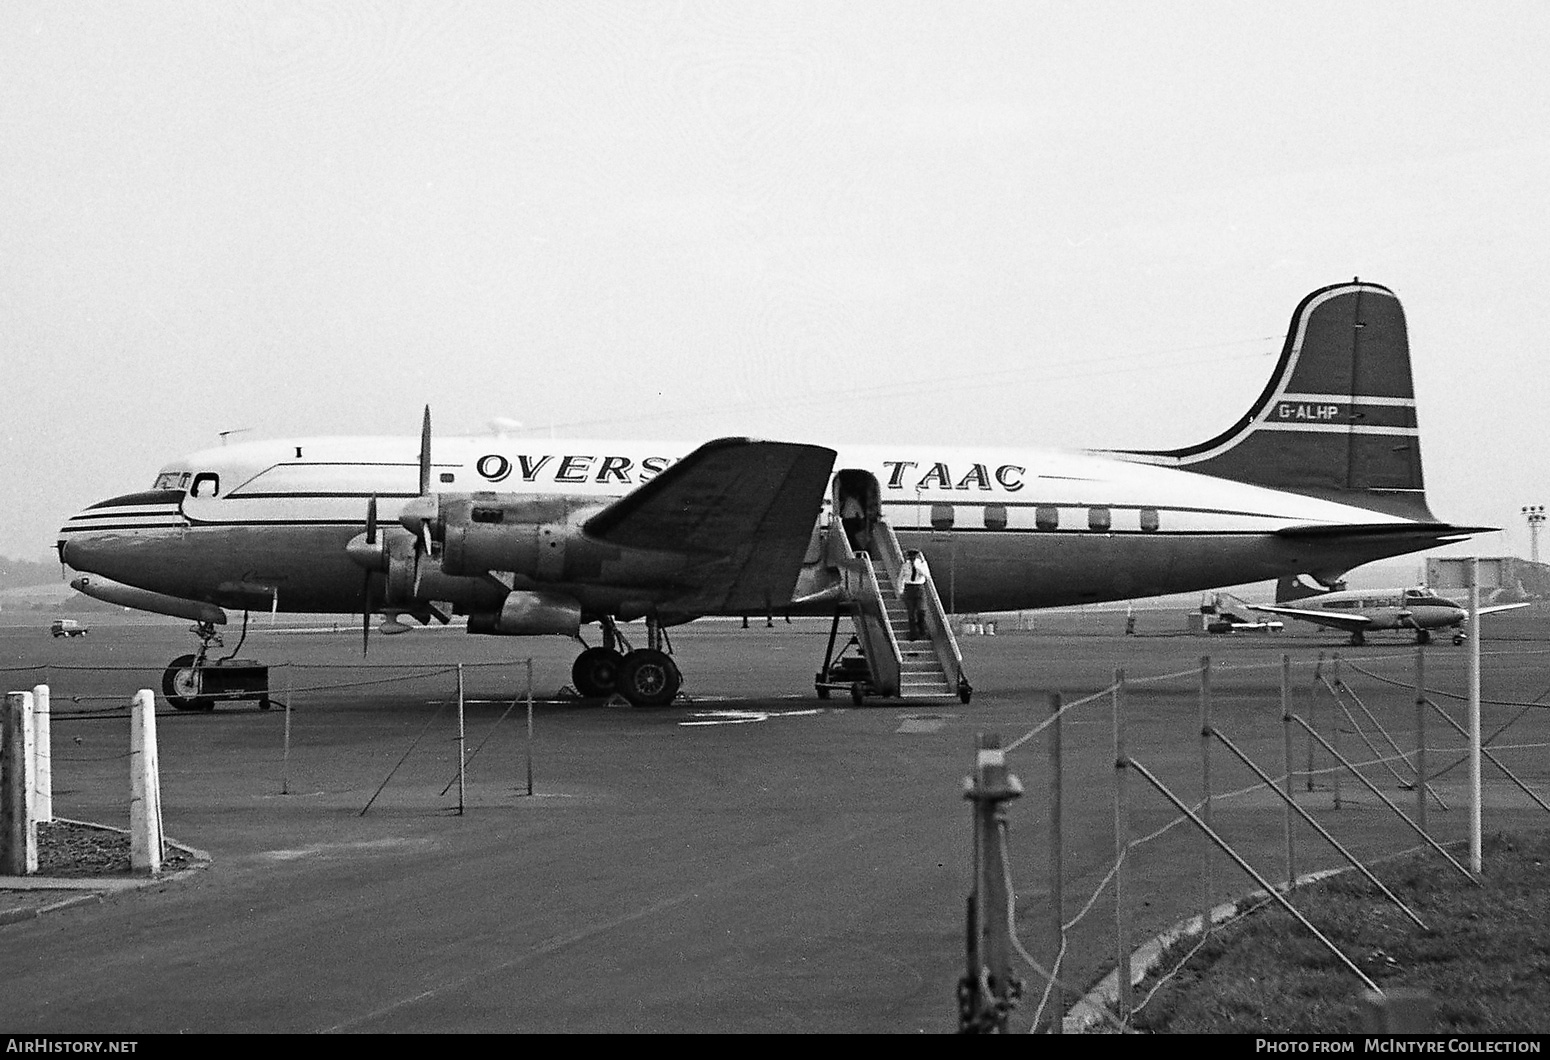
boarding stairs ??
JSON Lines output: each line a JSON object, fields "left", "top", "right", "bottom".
{"left": 815, "top": 518, "right": 971, "bottom": 705}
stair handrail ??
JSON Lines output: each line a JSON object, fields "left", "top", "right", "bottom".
{"left": 849, "top": 551, "right": 903, "bottom": 696}
{"left": 918, "top": 562, "right": 968, "bottom": 693}
{"left": 873, "top": 521, "right": 967, "bottom": 696}
{"left": 872, "top": 517, "right": 907, "bottom": 584}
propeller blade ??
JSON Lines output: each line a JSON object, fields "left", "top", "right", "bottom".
{"left": 419, "top": 405, "right": 432, "bottom": 496}
{"left": 365, "top": 495, "right": 378, "bottom": 545}
{"left": 362, "top": 570, "right": 373, "bottom": 657}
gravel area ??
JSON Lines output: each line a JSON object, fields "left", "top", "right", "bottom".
{"left": 34, "top": 820, "right": 193, "bottom": 877}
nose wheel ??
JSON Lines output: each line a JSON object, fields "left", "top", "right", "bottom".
{"left": 162, "top": 653, "right": 214, "bottom": 712}
{"left": 163, "top": 620, "right": 224, "bottom": 711}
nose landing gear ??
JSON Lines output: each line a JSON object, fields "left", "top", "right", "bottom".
{"left": 161, "top": 615, "right": 272, "bottom": 712}
{"left": 162, "top": 621, "right": 223, "bottom": 711}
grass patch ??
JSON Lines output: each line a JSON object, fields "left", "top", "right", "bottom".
{"left": 1125, "top": 830, "right": 1550, "bottom": 1033}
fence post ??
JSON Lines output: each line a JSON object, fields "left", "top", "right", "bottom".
{"left": 1199, "top": 656, "right": 1213, "bottom": 930}
{"left": 130, "top": 689, "right": 163, "bottom": 875}
{"left": 1307, "top": 653, "right": 1321, "bottom": 792}
{"left": 1414, "top": 646, "right": 1427, "bottom": 833}
{"left": 1047, "top": 692, "right": 1064, "bottom": 1033}
{"left": 1281, "top": 655, "right": 1294, "bottom": 888}
{"left": 456, "top": 664, "right": 466, "bottom": 815}
{"left": 2, "top": 691, "right": 38, "bottom": 875}
{"left": 282, "top": 666, "right": 292, "bottom": 796}
{"left": 1468, "top": 558, "right": 1482, "bottom": 875}
{"left": 959, "top": 732, "right": 1023, "bottom": 1033}
{"left": 32, "top": 685, "right": 51, "bottom": 824}
{"left": 1332, "top": 653, "right": 1342, "bottom": 810}
{"left": 1111, "top": 670, "right": 1131, "bottom": 1029}
{"left": 525, "top": 659, "right": 535, "bottom": 797}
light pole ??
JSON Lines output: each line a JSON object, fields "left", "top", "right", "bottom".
{"left": 1524, "top": 505, "right": 1546, "bottom": 565}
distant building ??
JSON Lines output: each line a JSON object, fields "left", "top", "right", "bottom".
{"left": 1426, "top": 557, "right": 1550, "bottom": 605}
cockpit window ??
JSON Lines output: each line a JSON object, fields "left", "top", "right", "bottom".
{"left": 190, "top": 472, "right": 220, "bottom": 498}
{"left": 152, "top": 471, "right": 192, "bottom": 491}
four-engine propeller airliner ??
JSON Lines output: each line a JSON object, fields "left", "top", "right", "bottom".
{"left": 58, "top": 281, "right": 1487, "bottom": 708}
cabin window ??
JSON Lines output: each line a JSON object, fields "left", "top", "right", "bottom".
{"left": 984, "top": 504, "right": 1008, "bottom": 531}
{"left": 1140, "top": 507, "right": 1160, "bottom": 532}
{"left": 440, "top": 472, "right": 456, "bottom": 484}
{"left": 1088, "top": 506, "right": 1111, "bottom": 531}
{"left": 190, "top": 472, "right": 220, "bottom": 498}
{"left": 471, "top": 508, "right": 504, "bottom": 524}
{"left": 930, "top": 503, "right": 955, "bottom": 530}
{"left": 1035, "top": 505, "right": 1059, "bottom": 530}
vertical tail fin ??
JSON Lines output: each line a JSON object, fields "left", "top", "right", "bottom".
{"left": 1114, "top": 281, "right": 1436, "bottom": 521}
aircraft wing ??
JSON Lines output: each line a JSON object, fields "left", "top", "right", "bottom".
{"left": 1241, "top": 602, "right": 1373, "bottom": 632}
{"left": 582, "top": 437, "right": 838, "bottom": 612}
{"left": 1479, "top": 602, "right": 1533, "bottom": 616}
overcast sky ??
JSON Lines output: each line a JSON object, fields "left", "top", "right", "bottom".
{"left": 4, "top": 1, "right": 1548, "bottom": 567}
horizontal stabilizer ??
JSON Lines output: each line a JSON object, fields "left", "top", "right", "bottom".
{"left": 1272, "top": 522, "right": 1493, "bottom": 541}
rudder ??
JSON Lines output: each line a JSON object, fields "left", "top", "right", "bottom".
{"left": 1114, "top": 281, "right": 1435, "bottom": 521}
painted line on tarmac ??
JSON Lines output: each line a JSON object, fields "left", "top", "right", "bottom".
{"left": 679, "top": 708, "right": 825, "bottom": 726}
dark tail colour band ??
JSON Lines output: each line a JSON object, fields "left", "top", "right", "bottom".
{"left": 1110, "top": 281, "right": 1435, "bottom": 522}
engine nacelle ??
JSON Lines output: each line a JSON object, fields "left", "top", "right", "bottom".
{"left": 467, "top": 589, "right": 582, "bottom": 637}
{"left": 436, "top": 494, "right": 603, "bottom": 581}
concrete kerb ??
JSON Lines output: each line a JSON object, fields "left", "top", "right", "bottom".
{"left": 1062, "top": 867, "right": 1347, "bottom": 1034}
{"left": 0, "top": 817, "right": 211, "bottom": 926}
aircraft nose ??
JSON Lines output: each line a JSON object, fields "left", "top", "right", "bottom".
{"left": 57, "top": 489, "right": 188, "bottom": 577}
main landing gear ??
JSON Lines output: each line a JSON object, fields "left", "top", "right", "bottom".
{"left": 570, "top": 615, "right": 682, "bottom": 708}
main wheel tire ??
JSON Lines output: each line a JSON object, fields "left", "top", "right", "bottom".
{"left": 572, "top": 647, "right": 625, "bottom": 698}
{"left": 162, "top": 654, "right": 214, "bottom": 711}
{"left": 1416, "top": 629, "right": 1432, "bottom": 645}
{"left": 617, "top": 649, "right": 681, "bottom": 708}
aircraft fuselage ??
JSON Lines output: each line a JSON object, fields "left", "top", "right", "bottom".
{"left": 60, "top": 434, "right": 1451, "bottom": 621}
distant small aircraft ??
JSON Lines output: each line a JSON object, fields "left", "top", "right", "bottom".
{"left": 1199, "top": 595, "right": 1284, "bottom": 634}
{"left": 1237, "top": 576, "right": 1530, "bottom": 645}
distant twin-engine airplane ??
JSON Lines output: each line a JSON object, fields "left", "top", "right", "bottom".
{"left": 59, "top": 280, "right": 1486, "bottom": 708}
{"left": 1237, "top": 575, "right": 1529, "bottom": 646}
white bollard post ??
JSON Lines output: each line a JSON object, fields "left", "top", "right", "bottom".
{"left": 2, "top": 691, "right": 38, "bottom": 875}
{"left": 32, "top": 684, "right": 52, "bottom": 823}
{"left": 130, "top": 689, "right": 164, "bottom": 874}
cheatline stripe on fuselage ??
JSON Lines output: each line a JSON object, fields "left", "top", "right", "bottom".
{"left": 67, "top": 508, "right": 181, "bottom": 520}
{"left": 198, "top": 493, "right": 1314, "bottom": 521}
{"left": 63, "top": 518, "right": 1343, "bottom": 538}
{"left": 59, "top": 523, "right": 187, "bottom": 534}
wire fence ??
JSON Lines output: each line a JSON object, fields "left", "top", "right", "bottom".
{"left": 12, "top": 658, "right": 545, "bottom": 832}
{"left": 960, "top": 645, "right": 1550, "bottom": 1034}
